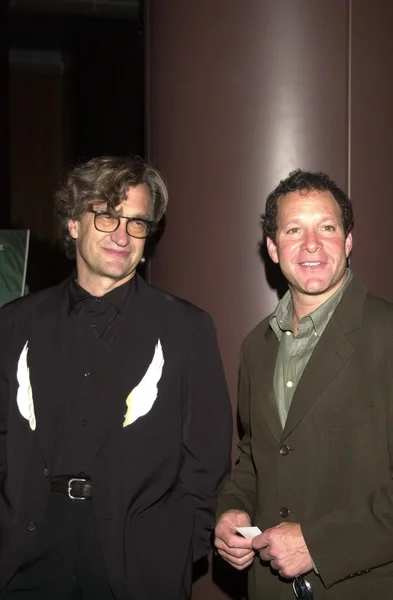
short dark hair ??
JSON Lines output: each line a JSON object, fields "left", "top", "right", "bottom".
{"left": 55, "top": 155, "right": 168, "bottom": 259}
{"left": 261, "top": 169, "right": 354, "bottom": 242}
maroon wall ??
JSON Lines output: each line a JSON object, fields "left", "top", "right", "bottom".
{"left": 145, "top": 1, "right": 393, "bottom": 598}
{"left": 350, "top": 0, "right": 393, "bottom": 301}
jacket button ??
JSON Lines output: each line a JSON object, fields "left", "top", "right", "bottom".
{"left": 279, "top": 444, "right": 290, "bottom": 456}
{"left": 44, "top": 468, "right": 49, "bottom": 477}
{"left": 279, "top": 507, "right": 290, "bottom": 518}
{"left": 26, "top": 521, "right": 37, "bottom": 532}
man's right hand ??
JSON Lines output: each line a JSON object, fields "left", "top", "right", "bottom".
{"left": 214, "top": 510, "right": 255, "bottom": 570}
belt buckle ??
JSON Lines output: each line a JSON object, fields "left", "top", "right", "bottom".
{"left": 68, "top": 477, "right": 87, "bottom": 500}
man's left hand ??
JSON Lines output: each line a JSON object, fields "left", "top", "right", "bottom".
{"left": 252, "top": 522, "right": 313, "bottom": 579}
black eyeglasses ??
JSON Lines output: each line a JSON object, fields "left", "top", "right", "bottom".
{"left": 89, "top": 210, "right": 153, "bottom": 239}
{"left": 293, "top": 576, "right": 313, "bottom": 599}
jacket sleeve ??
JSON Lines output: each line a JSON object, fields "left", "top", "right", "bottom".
{"left": 216, "top": 344, "right": 258, "bottom": 521}
{"left": 180, "top": 311, "right": 232, "bottom": 562}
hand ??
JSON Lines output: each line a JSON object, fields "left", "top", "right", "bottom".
{"left": 252, "top": 522, "right": 313, "bottom": 579}
{"left": 214, "top": 510, "right": 255, "bottom": 570}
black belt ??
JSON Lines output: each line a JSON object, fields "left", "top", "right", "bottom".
{"left": 50, "top": 477, "right": 92, "bottom": 500}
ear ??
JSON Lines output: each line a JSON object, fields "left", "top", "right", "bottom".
{"left": 345, "top": 232, "right": 353, "bottom": 257}
{"left": 266, "top": 237, "right": 279, "bottom": 264}
{"left": 68, "top": 219, "right": 79, "bottom": 240}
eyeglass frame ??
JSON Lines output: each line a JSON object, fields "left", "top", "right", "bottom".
{"left": 292, "top": 575, "right": 313, "bottom": 599}
{"left": 88, "top": 209, "right": 153, "bottom": 239}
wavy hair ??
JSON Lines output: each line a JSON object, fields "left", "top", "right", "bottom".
{"left": 55, "top": 155, "right": 168, "bottom": 259}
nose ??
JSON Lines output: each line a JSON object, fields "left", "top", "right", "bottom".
{"left": 110, "top": 220, "right": 130, "bottom": 247}
{"left": 301, "top": 229, "right": 321, "bottom": 253}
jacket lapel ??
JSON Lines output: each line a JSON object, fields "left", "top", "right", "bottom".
{"left": 282, "top": 277, "right": 367, "bottom": 440}
{"left": 23, "top": 281, "right": 71, "bottom": 466}
{"left": 253, "top": 327, "right": 283, "bottom": 443}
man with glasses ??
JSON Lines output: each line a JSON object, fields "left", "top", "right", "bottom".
{"left": 0, "top": 156, "right": 232, "bottom": 599}
{"left": 215, "top": 169, "right": 393, "bottom": 599}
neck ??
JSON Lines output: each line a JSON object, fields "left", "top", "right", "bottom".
{"left": 76, "top": 270, "right": 135, "bottom": 297}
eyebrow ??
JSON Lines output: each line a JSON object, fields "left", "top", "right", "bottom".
{"left": 113, "top": 209, "right": 152, "bottom": 220}
{"left": 280, "top": 216, "right": 340, "bottom": 228}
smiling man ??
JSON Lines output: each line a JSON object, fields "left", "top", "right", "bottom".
{"left": 0, "top": 156, "right": 232, "bottom": 600}
{"left": 215, "top": 169, "right": 393, "bottom": 599}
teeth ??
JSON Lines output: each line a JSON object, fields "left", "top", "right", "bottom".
{"left": 301, "top": 262, "right": 320, "bottom": 266}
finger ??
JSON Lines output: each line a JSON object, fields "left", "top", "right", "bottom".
{"left": 215, "top": 533, "right": 254, "bottom": 551}
{"left": 270, "top": 559, "right": 280, "bottom": 571}
{"left": 252, "top": 533, "right": 270, "bottom": 552}
{"left": 258, "top": 548, "right": 272, "bottom": 562}
{"left": 217, "top": 549, "right": 255, "bottom": 570}
{"left": 216, "top": 544, "right": 255, "bottom": 561}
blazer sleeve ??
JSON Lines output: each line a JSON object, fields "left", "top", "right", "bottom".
{"left": 216, "top": 344, "right": 258, "bottom": 521}
{"left": 180, "top": 311, "right": 232, "bottom": 562}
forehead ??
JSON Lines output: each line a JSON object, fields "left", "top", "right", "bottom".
{"left": 277, "top": 189, "right": 341, "bottom": 222}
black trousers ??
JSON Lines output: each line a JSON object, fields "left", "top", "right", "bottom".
{"left": 0, "top": 493, "right": 115, "bottom": 600}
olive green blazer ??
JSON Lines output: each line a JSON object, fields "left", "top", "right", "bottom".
{"left": 217, "top": 276, "right": 393, "bottom": 600}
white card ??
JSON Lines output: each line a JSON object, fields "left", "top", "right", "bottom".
{"left": 236, "top": 526, "right": 262, "bottom": 539}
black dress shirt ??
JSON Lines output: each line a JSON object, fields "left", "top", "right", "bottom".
{"left": 53, "top": 276, "right": 134, "bottom": 476}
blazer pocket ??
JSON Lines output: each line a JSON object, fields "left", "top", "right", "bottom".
{"left": 312, "top": 407, "right": 373, "bottom": 428}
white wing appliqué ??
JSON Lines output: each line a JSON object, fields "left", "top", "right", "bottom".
{"left": 123, "top": 339, "right": 164, "bottom": 427}
{"left": 16, "top": 341, "right": 36, "bottom": 431}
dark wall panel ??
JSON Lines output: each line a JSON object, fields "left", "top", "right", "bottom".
{"left": 350, "top": 0, "right": 393, "bottom": 301}
{"left": 146, "top": 2, "right": 349, "bottom": 597}
{"left": 146, "top": 0, "right": 348, "bottom": 428}
{"left": 0, "top": 1, "right": 10, "bottom": 227}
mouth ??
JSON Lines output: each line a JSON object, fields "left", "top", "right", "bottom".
{"left": 102, "top": 248, "right": 131, "bottom": 259}
{"left": 298, "top": 261, "right": 325, "bottom": 269}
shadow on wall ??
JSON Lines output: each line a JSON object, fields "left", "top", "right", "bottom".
{"left": 26, "top": 234, "right": 74, "bottom": 292}
{"left": 212, "top": 554, "right": 248, "bottom": 599}
{"left": 191, "top": 552, "right": 248, "bottom": 600}
{"left": 259, "top": 238, "right": 288, "bottom": 300}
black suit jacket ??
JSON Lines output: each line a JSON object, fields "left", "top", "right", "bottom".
{"left": 0, "top": 275, "right": 232, "bottom": 599}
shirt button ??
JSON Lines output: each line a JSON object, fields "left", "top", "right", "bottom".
{"left": 43, "top": 468, "right": 49, "bottom": 477}
{"left": 84, "top": 372, "right": 91, "bottom": 377}
{"left": 286, "top": 381, "right": 293, "bottom": 388}
{"left": 279, "top": 507, "right": 290, "bottom": 518}
{"left": 286, "top": 331, "right": 291, "bottom": 336}
{"left": 81, "top": 420, "right": 88, "bottom": 426}
{"left": 91, "top": 323, "right": 97, "bottom": 329}
{"left": 279, "top": 444, "right": 290, "bottom": 456}
{"left": 26, "top": 521, "right": 37, "bottom": 532}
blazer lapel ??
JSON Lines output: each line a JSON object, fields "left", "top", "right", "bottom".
{"left": 253, "top": 327, "right": 283, "bottom": 443}
{"left": 282, "top": 317, "right": 354, "bottom": 440}
{"left": 282, "top": 277, "right": 367, "bottom": 440}
{"left": 23, "top": 281, "right": 71, "bottom": 466}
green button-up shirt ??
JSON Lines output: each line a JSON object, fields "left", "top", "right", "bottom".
{"left": 270, "top": 270, "right": 353, "bottom": 428}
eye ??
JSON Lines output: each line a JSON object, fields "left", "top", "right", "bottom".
{"left": 321, "top": 224, "right": 336, "bottom": 232}
{"left": 129, "top": 219, "right": 146, "bottom": 231}
{"left": 96, "top": 211, "right": 115, "bottom": 222}
{"left": 287, "top": 227, "right": 301, "bottom": 234}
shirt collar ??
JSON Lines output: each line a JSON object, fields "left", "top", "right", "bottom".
{"left": 270, "top": 269, "right": 353, "bottom": 339}
{"left": 68, "top": 274, "right": 135, "bottom": 314}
